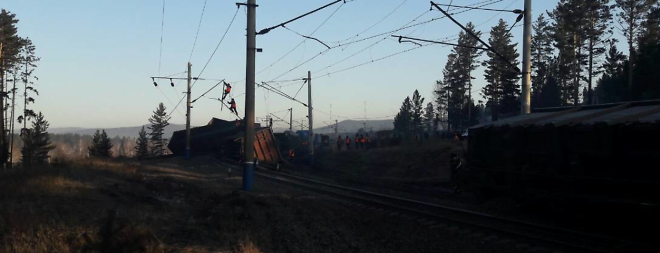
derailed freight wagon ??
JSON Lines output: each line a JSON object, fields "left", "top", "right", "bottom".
{"left": 467, "top": 100, "right": 660, "bottom": 203}
{"left": 168, "top": 118, "right": 282, "bottom": 164}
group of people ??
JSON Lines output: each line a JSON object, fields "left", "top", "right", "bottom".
{"left": 223, "top": 82, "right": 238, "bottom": 115}
{"left": 337, "top": 134, "right": 370, "bottom": 150}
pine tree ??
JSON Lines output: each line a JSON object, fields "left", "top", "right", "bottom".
{"left": 584, "top": 0, "right": 613, "bottom": 105}
{"left": 596, "top": 40, "right": 628, "bottom": 103}
{"left": 482, "top": 19, "right": 521, "bottom": 121}
{"left": 439, "top": 53, "right": 461, "bottom": 131}
{"left": 88, "top": 130, "right": 112, "bottom": 157}
{"left": 444, "top": 54, "right": 467, "bottom": 131}
{"left": 148, "top": 103, "right": 171, "bottom": 156}
{"left": 88, "top": 130, "right": 101, "bottom": 157}
{"left": 454, "top": 23, "right": 482, "bottom": 130}
{"left": 135, "top": 126, "right": 149, "bottom": 159}
{"left": 423, "top": 102, "right": 435, "bottom": 134}
{"left": 634, "top": 4, "right": 660, "bottom": 99}
{"left": 615, "top": 0, "right": 656, "bottom": 93}
{"left": 531, "top": 14, "right": 555, "bottom": 108}
{"left": 16, "top": 39, "right": 39, "bottom": 132}
{"left": 20, "top": 112, "right": 54, "bottom": 167}
{"left": 434, "top": 79, "right": 449, "bottom": 131}
{"left": 602, "top": 40, "right": 626, "bottom": 79}
{"left": 550, "top": 0, "right": 590, "bottom": 105}
{"left": 393, "top": 96, "right": 412, "bottom": 140}
{"left": 411, "top": 90, "right": 425, "bottom": 135}
{"left": 1, "top": 10, "right": 26, "bottom": 167}
{"left": 540, "top": 76, "right": 562, "bottom": 107}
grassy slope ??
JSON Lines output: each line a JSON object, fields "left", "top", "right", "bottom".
{"left": 0, "top": 155, "right": 528, "bottom": 253}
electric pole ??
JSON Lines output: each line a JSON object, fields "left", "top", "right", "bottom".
{"left": 306, "top": 71, "right": 313, "bottom": 166}
{"left": 335, "top": 119, "right": 338, "bottom": 136}
{"left": 185, "top": 62, "right": 192, "bottom": 159}
{"left": 289, "top": 108, "right": 293, "bottom": 133}
{"left": 242, "top": 0, "right": 257, "bottom": 191}
{"left": 521, "top": 0, "right": 532, "bottom": 114}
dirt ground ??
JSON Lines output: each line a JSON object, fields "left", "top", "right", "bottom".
{"left": 0, "top": 156, "right": 547, "bottom": 253}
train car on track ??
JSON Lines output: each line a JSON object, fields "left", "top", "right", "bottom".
{"left": 168, "top": 118, "right": 282, "bottom": 164}
{"left": 467, "top": 100, "right": 660, "bottom": 204}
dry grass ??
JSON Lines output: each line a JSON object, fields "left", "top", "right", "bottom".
{"left": 0, "top": 159, "right": 155, "bottom": 253}
{"left": 0, "top": 155, "right": 527, "bottom": 253}
{"left": 237, "top": 240, "right": 262, "bottom": 253}
{"left": 0, "top": 157, "right": 268, "bottom": 253}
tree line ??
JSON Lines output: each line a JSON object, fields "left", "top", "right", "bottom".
{"left": 87, "top": 102, "right": 171, "bottom": 159}
{"left": 2, "top": 9, "right": 175, "bottom": 166}
{"left": 428, "top": 0, "right": 660, "bottom": 132}
{"left": 1, "top": 9, "right": 55, "bottom": 167}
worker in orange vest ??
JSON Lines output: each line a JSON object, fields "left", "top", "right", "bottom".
{"left": 354, "top": 134, "right": 360, "bottom": 149}
{"left": 359, "top": 134, "right": 366, "bottom": 149}
{"left": 228, "top": 98, "right": 238, "bottom": 115}
{"left": 288, "top": 149, "right": 295, "bottom": 161}
{"left": 345, "top": 136, "right": 351, "bottom": 150}
{"left": 222, "top": 82, "right": 232, "bottom": 100}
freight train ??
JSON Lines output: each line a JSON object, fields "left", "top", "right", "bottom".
{"left": 466, "top": 100, "right": 660, "bottom": 205}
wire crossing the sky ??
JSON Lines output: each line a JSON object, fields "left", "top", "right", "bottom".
{"left": 188, "top": 0, "right": 208, "bottom": 62}
{"left": 167, "top": 6, "right": 240, "bottom": 118}
{"left": 257, "top": 0, "right": 344, "bottom": 35}
{"left": 157, "top": 0, "right": 166, "bottom": 75}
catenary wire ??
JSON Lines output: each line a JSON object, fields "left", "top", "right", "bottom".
{"left": 188, "top": 0, "right": 208, "bottom": 61}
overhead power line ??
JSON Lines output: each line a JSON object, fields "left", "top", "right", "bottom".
{"left": 313, "top": 9, "right": 431, "bottom": 75}
{"left": 192, "top": 80, "right": 225, "bottom": 103}
{"left": 254, "top": 1, "right": 344, "bottom": 79}
{"left": 266, "top": 0, "right": 506, "bottom": 82}
{"left": 283, "top": 26, "right": 331, "bottom": 49}
{"left": 192, "top": 6, "right": 240, "bottom": 89}
{"left": 315, "top": 42, "right": 435, "bottom": 79}
{"left": 331, "top": 0, "right": 409, "bottom": 45}
{"left": 188, "top": 0, "right": 208, "bottom": 61}
{"left": 258, "top": 82, "right": 308, "bottom": 107}
{"left": 430, "top": 1, "right": 520, "bottom": 73}
{"left": 158, "top": 0, "right": 166, "bottom": 75}
{"left": 168, "top": 6, "right": 240, "bottom": 118}
{"left": 392, "top": 35, "right": 488, "bottom": 50}
{"left": 433, "top": 3, "right": 522, "bottom": 14}
{"left": 257, "top": 0, "right": 344, "bottom": 35}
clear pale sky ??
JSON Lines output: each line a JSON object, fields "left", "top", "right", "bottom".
{"left": 3, "top": 0, "right": 599, "bottom": 129}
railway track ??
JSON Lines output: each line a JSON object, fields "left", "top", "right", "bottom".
{"left": 212, "top": 159, "right": 655, "bottom": 253}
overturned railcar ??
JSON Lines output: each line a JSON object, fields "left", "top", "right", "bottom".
{"left": 167, "top": 118, "right": 282, "bottom": 164}
{"left": 467, "top": 100, "right": 660, "bottom": 203}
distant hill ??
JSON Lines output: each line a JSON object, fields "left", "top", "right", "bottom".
{"left": 50, "top": 124, "right": 187, "bottom": 138}
{"left": 273, "top": 119, "right": 393, "bottom": 134}
{"left": 50, "top": 118, "right": 393, "bottom": 138}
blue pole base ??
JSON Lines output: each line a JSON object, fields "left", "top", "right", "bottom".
{"left": 243, "top": 162, "right": 254, "bottom": 191}
{"left": 185, "top": 149, "right": 191, "bottom": 160}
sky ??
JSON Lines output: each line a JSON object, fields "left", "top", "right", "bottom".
{"left": 3, "top": 0, "right": 605, "bottom": 129}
